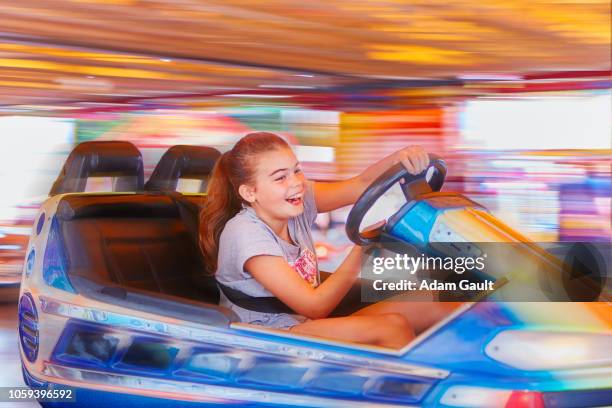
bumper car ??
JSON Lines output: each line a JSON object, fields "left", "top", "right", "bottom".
{"left": 19, "top": 141, "right": 611, "bottom": 407}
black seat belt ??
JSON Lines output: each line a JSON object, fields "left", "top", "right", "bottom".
{"left": 216, "top": 280, "right": 295, "bottom": 314}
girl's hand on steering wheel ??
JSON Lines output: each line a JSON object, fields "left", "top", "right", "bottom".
{"left": 394, "top": 145, "right": 429, "bottom": 176}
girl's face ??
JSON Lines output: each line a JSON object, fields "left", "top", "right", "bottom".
{"left": 239, "top": 147, "right": 306, "bottom": 221}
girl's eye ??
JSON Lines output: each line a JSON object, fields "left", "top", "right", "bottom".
{"left": 294, "top": 168, "right": 302, "bottom": 174}
{"left": 275, "top": 175, "right": 287, "bottom": 182}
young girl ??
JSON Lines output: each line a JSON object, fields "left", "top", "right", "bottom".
{"left": 200, "top": 132, "right": 453, "bottom": 350}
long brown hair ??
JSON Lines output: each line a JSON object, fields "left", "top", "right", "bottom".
{"left": 199, "top": 132, "right": 290, "bottom": 275}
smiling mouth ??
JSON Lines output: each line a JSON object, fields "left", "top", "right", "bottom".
{"left": 286, "top": 192, "right": 304, "bottom": 205}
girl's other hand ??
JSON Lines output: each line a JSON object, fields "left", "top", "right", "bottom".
{"left": 395, "top": 145, "right": 429, "bottom": 175}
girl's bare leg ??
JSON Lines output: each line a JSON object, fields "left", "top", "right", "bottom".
{"left": 351, "top": 291, "right": 463, "bottom": 334}
{"left": 289, "top": 313, "right": 415, "bottom": 350}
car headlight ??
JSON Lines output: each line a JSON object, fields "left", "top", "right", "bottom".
{"left": 485, "top": 329, "right": 612, "bottom": 371}
{"left": 440, "top": 386, "right": 544, "bottom": 408}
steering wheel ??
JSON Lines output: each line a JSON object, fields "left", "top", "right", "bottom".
{"left": 346, "top": 154, "right": 447, "bottom": 246}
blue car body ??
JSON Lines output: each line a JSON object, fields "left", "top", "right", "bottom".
{"left": 18, "top": 142, "right": 612, "bottom": 407}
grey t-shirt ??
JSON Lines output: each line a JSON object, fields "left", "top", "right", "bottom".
{"left": 216, "top": 180, "right": 319, "bottom": 329}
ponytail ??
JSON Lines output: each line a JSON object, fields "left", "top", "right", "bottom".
{"left": 199, "top": 132, "right": 290, "bottom": 275}
{"left": 199, "top": 151, "right": 241, "bottom": 275}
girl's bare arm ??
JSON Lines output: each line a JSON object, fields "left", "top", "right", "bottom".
{"left": 245, "top": 245, "right": 364, "bottom": 319}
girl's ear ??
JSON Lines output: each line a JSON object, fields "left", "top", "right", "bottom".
{"left": 238, "top": 184, "right": 256, "bottom": 203}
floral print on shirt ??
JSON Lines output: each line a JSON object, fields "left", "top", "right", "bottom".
{"left": 289, "top": 247, "right": 318, "bottom": 287}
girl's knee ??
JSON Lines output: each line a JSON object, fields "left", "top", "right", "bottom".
{"left": 376, "top": 313, "right": 415, "bottom": 348}
{"left": 382, "top": 313, "right": 411, "bottom": 330}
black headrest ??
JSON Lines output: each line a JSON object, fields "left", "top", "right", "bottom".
{"left": 50, "top": 141, "right": 144, "bottom": 196}
{"left": 56, "top": 194, "right": 178, "bottom": 221}
{"left": 145, "top": 145, "right": 221, "bottom": 192}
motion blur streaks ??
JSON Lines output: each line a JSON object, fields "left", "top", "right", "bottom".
{"left": 0, "top": 0, "right": 609, "bottom": 274}
{"left": 0, "top": 0, "right": 610, "bottom": 112}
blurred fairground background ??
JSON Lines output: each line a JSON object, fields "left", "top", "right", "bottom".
{"left": 0, "top": 0, "right": 610, "bottom": 276}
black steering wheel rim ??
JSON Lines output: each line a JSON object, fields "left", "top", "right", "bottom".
{"left": 346, "top": 153, "right": 446, "bottom": 246}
